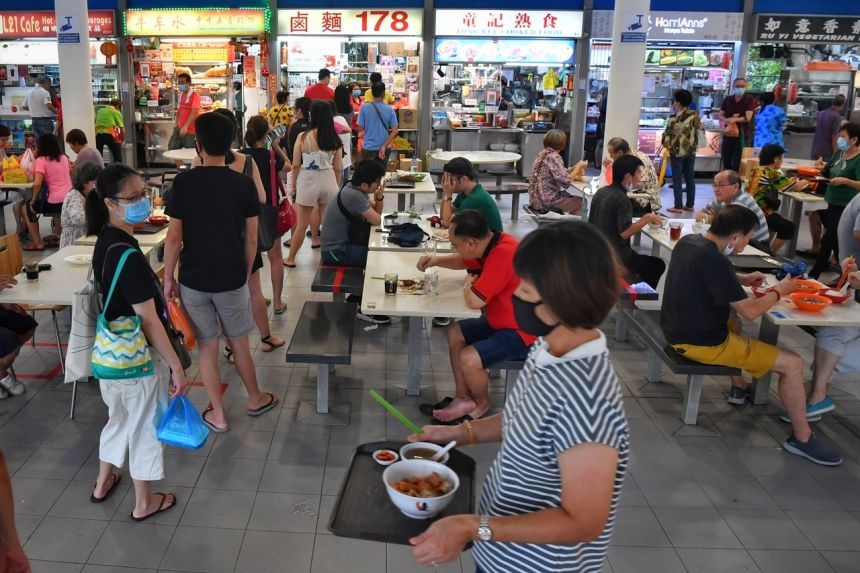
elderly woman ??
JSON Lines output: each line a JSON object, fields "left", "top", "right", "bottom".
{"left": 406, "top": 221, "right": 629, "bottom": 572}
{"left": 60, "top": 161, "right": 103, "bottom": 249}
{"left": 528, "top": 129, "right": 586, "bottom": 214}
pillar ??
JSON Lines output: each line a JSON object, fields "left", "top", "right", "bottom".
{"left": 417, "top": 0, "right": 434, "bottom": 159}
{"left": 601, "top": 0, "right": 650, "bottom": 163}
{"left": 55, "top": 0, "right": 95, "bottom": 161}
{"left": 568, "top": 0, "right": 594, "bottom": 166}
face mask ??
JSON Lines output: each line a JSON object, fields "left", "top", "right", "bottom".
{"left": 837, "top": 137, "right": 850, "bottom": 152}
{"left": 118, "top": 198, "right": 151, "bottom": 225}
{"left": 625, "top": 182, "right": 634, "bottom": 193}
{"left": 733, "top": 87, "right": 745, "bottom": 97}
{"left": 722, "top": 239, "right": 737, "bottom": 256}
{"left": 512, "top": 295, "right": 557, "bottom": 337}
{"left": 178, "top": 84, "right": 187, "bottom": 93}
{"left": 352, "top": 90, "right": 361, "bottom": 97}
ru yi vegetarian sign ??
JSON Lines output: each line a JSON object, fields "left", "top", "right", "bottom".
{"left": 277, "top": 9, "right": 423, "bottom": 36}
{"left": 435, "top": 10, "right": 582, "bottom": 39}
{"left": 756, "top": 15, "right": 860, "bottom": 43}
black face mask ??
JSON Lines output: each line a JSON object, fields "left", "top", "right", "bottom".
{"left": 512, "top": 295, "right": 558, "bottom": 336}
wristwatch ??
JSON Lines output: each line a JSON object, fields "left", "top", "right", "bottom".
{"left": 374, "top": 194, "right": 384, "bottom": 201}
{"left": 477, "top": 515, "right": 493, "bottom": 542}
{"left": 442, "top": 196, "right": 453, "bottom": 202}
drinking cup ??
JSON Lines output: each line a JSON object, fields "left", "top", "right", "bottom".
{"left": 24, "top": 262, "right": 39, "bottom": 282}
{"left": 384, "top": 273, "right": 398, "bottom": 295}
{"left": 668, "top": 221, "right": 683, "bottom": 241}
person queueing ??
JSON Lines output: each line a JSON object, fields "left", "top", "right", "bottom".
{"left": 86, "top": 164, "right": 189, "bottom": 520}
{"left": 406, "top": 221, "right": 629, "bottom": 572}
{"left": 163, "top": 112, "right": 280, "bottom": 433}
{"left": 663, "top": 89, "right": 702, "bottom": 213}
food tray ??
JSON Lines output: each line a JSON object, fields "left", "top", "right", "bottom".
{"left": 134, "top": 223, "right": 164, "bottom": 234}
{"left": 329, "top": 440, "right": 476, "bottom": 545}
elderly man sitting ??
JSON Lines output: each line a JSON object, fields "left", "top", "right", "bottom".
{"left": 603, "top": 136, "right": 661, "bottom": 214}
{"left": 696, "top": 169, "right": 771, "bottom": 251}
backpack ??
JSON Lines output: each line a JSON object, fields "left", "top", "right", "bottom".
{"left": 387, "top": 223, "right": 429, "bottom": 248}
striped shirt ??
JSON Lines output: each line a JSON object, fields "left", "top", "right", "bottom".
{"left": 707, "top": 190, "right": 770, "bottom": 244}
{"left": 473, "top": 331, "right": 629, "bottom": 573}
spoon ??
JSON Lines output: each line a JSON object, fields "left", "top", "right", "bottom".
{"left": 432, "top": 440, "right": 457, "bottom": 462}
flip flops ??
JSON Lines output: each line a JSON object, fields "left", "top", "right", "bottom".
{"left": 202, "top": 406, "right": 230, "bottom": 434}
{"left": 130, "top": 492, "right": 177, "bottom": 522}
{"left": 260, "top": 335, "right": 285, "bottom": 352}
{"left": 419, "top": 396, "right": 453, "bottom": 416}
{"left": 90, "top": 473, "right": 121, "bottom": 503}
{"left": 273, "top": 304, "right": 287, "bottom": 315}
{"left": 431, "top": 414, "right": 474, "bottom": 426}
{"left": 22, "top": 243, "right": 45, "bottom": 251}
{"left": 283, "top": 261, "right": 296, "bottom": 268}
{"left": 247, "top": 392, "right": 279, "bottom": 417}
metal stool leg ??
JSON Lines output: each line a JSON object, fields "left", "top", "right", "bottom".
{"left": 52, "top": 310, "right": 65, "bottom": 374}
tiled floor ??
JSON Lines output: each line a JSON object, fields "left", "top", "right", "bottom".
{"left": 3, "top": 181, "right": 860, "bottom": 573}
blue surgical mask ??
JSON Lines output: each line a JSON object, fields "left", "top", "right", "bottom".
{"left": 722, "top": 238, "right": 737, "bottom": 256}
{"left": 178, "top": 84, "right": 187, "bottom": 93}
{"left": 352, "top": 90, "right": 361, "bottom": 97}
{"left": 837, "top": 137, "right": 850, "bottom": 152}
{"left": 120, "top": 198, "right": 151, "bottom": 225}
{"left": 733, "top": 87, "right": 745, "bottom": 97}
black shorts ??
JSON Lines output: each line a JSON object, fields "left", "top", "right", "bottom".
{"left": 0, "top": 308, "right": 38, "bottom": 357}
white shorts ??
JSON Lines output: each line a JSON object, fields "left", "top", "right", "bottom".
{"left": 98, "top": 348, "right": 169, "bottom": 481}
{"left": 295, "top": 169, "right": 337, "bottom": 207}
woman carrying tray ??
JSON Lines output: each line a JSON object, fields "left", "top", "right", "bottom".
{"left": 406, "top": 221, "right": 630, "bottom": 573}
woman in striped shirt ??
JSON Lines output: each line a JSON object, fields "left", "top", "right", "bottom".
{"left": 407, "top": 221, "right": 630, "bottom": 573}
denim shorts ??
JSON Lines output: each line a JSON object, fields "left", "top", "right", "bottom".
{"left": 456, "top": 317, "right": 529, "bottom": 368}
{"left": 179, "top": 283, "right": 254, "bottom": 342}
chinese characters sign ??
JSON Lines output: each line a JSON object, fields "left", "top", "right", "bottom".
{"left": 277, "top": 9, "right": 422, "bottom": 36}
{"left": 434, "top": 38, "right": 574, "bottom": 64}
{"left": 755, "top": 15, "right": 860, "bottom": 43}
{"left": 0, "top": 10, "right": 115, "bottom": 38}
{"left": 124, "top": 9, "right": 267, "bottom": 37}
{"left": 435, "top": 10, "right": 582, "bottom": 38}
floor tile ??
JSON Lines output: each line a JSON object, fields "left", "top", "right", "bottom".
{"left": 316, "top": 495, "right": 336, "bottom": 535}
{"left": 195, "top": 456, "right": 265, "bottom": 491}
{"left": 654, "top": 507, "right": 742, "bottom": 548}
{"left": 387, "top": 543, "right": 462, "bottom": 572}
{"left": 82, "top": 566, "right": 155, "bottom": 573}
{"left": 47, "top": 479, "right": 129, "bottom": 520}
{"left": 88, "top": 521, "right": 175, "bottom": 569}
{"left": 310, "top": 535, "right": 386, "bottom": 573}
{"left": 13, "top": 513, "right": 43, "bottom": 543}
{"left": 607, "top": 546, "right": 686, "bottom": 573}
{"left": 787, "top": 510, "right": 860, "bottom": 551}
{"left": 258, "top": 460, "right": 325, "bottom": 494}
{"left": 179, "top": 488, "right": 255, "bottom": 529}
{"left": 815, "top": 477, "right": 860, "bottom": 511}
{"left": 609, "top": 507, "right": 671, "bottom": 547}
{"left": 11, "top": 476, "right": 67, "bottom": 515}
{"left": 821, "top": 551, "right": 860, "bottom": 573}
{"left": 234, "top": 530, "right": 315, "bottom": 573}
{"left": 696, "top": 475, "right": 780, "bottom": 510}
{"left": 160, "top": 525, "right": 244, "bottom": 573}
{"left": 748, "top": 549, "right": 836, "bottom": 573}
{"left": 634, "top": 473, "right": 713, "bottom": 508}
{"left": 158, "top": 453, "right": 207, "bottom": 488}
{"left": 1, "top": 445, "right": 35, "bottom": 474}
{"left": 209, "top": 430, "right": 274, "bottom": 459}
{"left": 720, "top": 509, "right": 813, "bottom": 550}
{"left": 23, "top": 516, "right": 108, "bottom": 563}
{"left": 676, "top": 547, "right": 762, "bottom": 573}
{"left": 28, "top": 561, "right": 83, "bottom": 573}
{"left": 757, "top": 476, "right": 843, "bottom": 511}
{"left": 15, "top": 447, "right": 91, "bottom": 480}
{"left": 113, "top": 486, "right": 194, "bottom": 525}
{"left": 247, "top": 492, "right": 320, "bottom": 533}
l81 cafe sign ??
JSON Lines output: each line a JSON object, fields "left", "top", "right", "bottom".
{"left": 0, "top": 10, "right": 115, "bottom": 37}
{"left": 756, "top": 15, "right": 860, "bottom": 43}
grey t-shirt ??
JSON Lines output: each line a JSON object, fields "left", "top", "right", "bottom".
{"left": 838, "top": 192, "right": 860, "bottom": 262}
{"left": 321, "top": 184, "right": 371, "bottom": 250}
{"left": 74, "top": 147, "right": 104, "bottom": 166}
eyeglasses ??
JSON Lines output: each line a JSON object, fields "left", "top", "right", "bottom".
{"left": 712, "top": 182, "right": 736, "bottom": 188}
{"left": 113, "top": 189, "right": 150, "bottom": 203}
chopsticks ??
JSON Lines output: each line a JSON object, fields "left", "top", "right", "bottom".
{"left": 836, "top": 256, "right": 856, "bottom": 291}
{"left": 369, "top": 390, "right": 423, "bottom": 434}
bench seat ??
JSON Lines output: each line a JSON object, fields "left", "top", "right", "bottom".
{"left": 312, "top": 265, "right": 364, "bottom": 301}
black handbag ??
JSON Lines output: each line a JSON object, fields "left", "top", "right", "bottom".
{"left": 242, "top": 153, "right": 277, "bottom": 252}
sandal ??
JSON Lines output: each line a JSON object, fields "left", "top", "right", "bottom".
{"left": 264, "top": 298, "right": 271, "bottom": 307}
{"left": 261, "top": 335, "right": 285, "bottom": 352}
{"left": 283, "top": 261, "right": 296, "bottom": 268}
{"left": 247, "top": 392, "right": 279, "bottom": 417}
{"left": 130, "top": 492, "right": 177, "bottom": 522}
{"left": 223, "top": 346, "right": 235, "bottom": 364}
{"left": 22, "top": 242, "right": 45, "bottom": 251}
{"left": 273, "top": 304, "right": 287, "bottom": 315}
{"left": 202, "top": 406, "right": 229, "bottom": 433}
{"left": 90, "top": 473, "right": 122, "bottom": 503}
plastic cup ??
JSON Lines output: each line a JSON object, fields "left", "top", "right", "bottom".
{"left": 424, "top": 272, "right": 439, "bottom": 296}
{"left": 384, "top": 273, "right": 398, "bottom": 295}
{"left": 669, "top": 221, "right": 683, "bottom": 241}
{"left": 24, "top": 263, "right": 39, "bottom": 282}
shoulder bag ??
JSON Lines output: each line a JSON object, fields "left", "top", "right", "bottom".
{"left": 336, "top": 184, "right": 371, "bottom": 246}
{"left": 269, "top": 149, "right": 296, "bottom": 235}
{"left": 253, "top": 151, "right": 278, "bottom": 252}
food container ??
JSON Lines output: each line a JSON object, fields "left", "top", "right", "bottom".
{"left": 819, "top": 289, "right": 851, "bottom": 304}
{"left": 399, "top": 441, "right": 450, "bottom": 464}
{"left": 383, "top": 459, "right": 460, "bottom": 519}
{"left": 790, "top": 292, "right": 832, "bottom": 312}
{"left": 373, "top": 450, "right": 399, "bottom": 466}
{"left": 792, "top": 278, "right": 823, "bottom": 294}
{"left": 489, "top": 143, "right": 506, "bottom": 151}
{"left": 751, "top": 286, "right": 775, "bottom": 299}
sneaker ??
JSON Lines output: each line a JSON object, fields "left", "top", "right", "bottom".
{"left": 779, "top": 396, "right": 834, "bottom": 423}
{"left": 727, "top": 386, "right": 750, "bottom": 405}
{"left": 432, "top": 317, "right": 453, "bottom": 327}
{"left": 783, "top": 433, "right": 843, "bottom": 466}
{"left": 357, "top": 313, "right": 391, "bottom": 325}
{"left": 0, "top": 386, "right": 8, "bottom": 400}
{"left": 0, "top": 373, "right": 25, "bottom": 396}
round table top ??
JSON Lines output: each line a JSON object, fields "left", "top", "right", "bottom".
{"left": 161, "top": 148, "right": 198, "bottom": 162}
{"left": 430, "top": 151, "right": 521, "bottom": 164}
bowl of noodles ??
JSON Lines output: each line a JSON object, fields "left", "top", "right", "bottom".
{"left": 382, "top": 459, "right": 459, "bottom": 519}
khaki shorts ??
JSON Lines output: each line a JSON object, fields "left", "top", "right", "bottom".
{"left": 672, "top": 332, "right": 779, "bottom": 379}
{"left": 179, "top": 283, "right": 254, "bottom": 342}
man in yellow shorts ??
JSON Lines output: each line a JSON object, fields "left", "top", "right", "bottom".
{"left": 662, "top": 204, "right": 842, "bottom": 467}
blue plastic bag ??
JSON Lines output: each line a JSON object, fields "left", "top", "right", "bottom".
{"left": 157, "top": 396, "right": 210, "bottom": 450}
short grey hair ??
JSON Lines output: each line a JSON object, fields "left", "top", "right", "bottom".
{"left": 72, "top": 161, "right": 104, "bottom": 191}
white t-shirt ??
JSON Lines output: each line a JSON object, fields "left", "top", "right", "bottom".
{"left": 26, "top": 86, "right": 53, "bottom": 118}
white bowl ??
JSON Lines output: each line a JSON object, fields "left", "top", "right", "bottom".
{"left": 692, "top": 223, "right": 710, "bottom": 234}
{"left": 383, "top": 459, "right": 460, "bottom": 519}
{"left": 373, "top": 449, "right": 399, "bottom": 466}
{"left": 399, "top": 441, "right": 450, "bottom": 464}
{"left": 489, "top": 143, "right": 506, "bottom": 151}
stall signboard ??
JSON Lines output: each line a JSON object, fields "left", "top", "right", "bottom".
{"left": 592, "top": 11, "right": 743, "bottom": 42}
{"left": 277, "top": 9, "right": 422, "bottom": 36}
{"left": 0, "top": 10, "right": 115, "bottom": 38}
{"left": 124, "top": 9, "right": 268, "bottom": 37}
{"left": 755, "top": 15, "right": 860, "bottom": 44}
{"left": 435, "top": 38, "right": 575, "bottom": 65}
{"left": 286, "top": 40, "right": 348, "bottom": 71}
{"left": 435, "top": 10, "right": 582, "bottom": 39}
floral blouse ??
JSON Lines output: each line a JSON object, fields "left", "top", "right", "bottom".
{"left": 528, "top": 148, "right": 573, "bottom": 210}
{"left": 60, "top": 189, "right": 87, "bottom": 249}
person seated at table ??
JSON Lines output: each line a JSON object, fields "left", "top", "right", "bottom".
{"left": 416, "top": 209, "right": 535, "bottom": 424}
{"left": 662, "top": 204, "right": 842, "bottom": 466}
{"left": 0, "top": 275, "right": 38, "bottom": 398}
{"left": 696, "top": 170, "right": 771, "bottom": 252}
{"left": 588, "top": 154, "right": 665, "bottom": 289}
{"left": 603, "top": 136, "right": 661, "bottom": 214}
{"left": 25, "top": 133, "right": 72, "bottom": 251}
{"left": 527, "top": 129, "right": 586, "bottom": 214}
{"left": 746, "top": 144, "right": 805, "bottom": 254}
{"left": 405, "top": 221, "right": 629, "bottom": 573}
{"left": 321, "top": 159, "right": 385, "bottom": 268}
{"left": 440, "top": 157, "right": 502, "bottom": 232}
{"left": 65, "top": 128, "right": 104, "bottom": 167}
{"left": 60, "top": 160, "right": 102, "bottom": 249}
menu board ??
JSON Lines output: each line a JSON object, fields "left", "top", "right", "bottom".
{"left": 434, "top": 38, "right": 574, "bottom": 65}
{"left": 644, "top": 48, "right": 731, "bottom": 68}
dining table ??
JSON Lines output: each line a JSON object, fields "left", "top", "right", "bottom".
{"left": 430, "top": 150, "right": 521, "bottom": 173}
{"left": 641, "top": 220, "right": 769, "bottom": 258}
{"left": 383, "top": 171, "right": 438, "bottom": 211}
{"left": 368, "top": 214, "right": 454, "bottom": 253}
{"left": 361, "top": 250, "right": 480, "bottom": 395}
{"left": 161, "top": 148, "right": 199, "bottom": 164}
{"left": 0, "top": 244, "right": 153, "bottom": 306}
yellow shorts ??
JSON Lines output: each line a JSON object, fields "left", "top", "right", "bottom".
{"left": 672, "top": 332, "right": 779, "bottom": 379}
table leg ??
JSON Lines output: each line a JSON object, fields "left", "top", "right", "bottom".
{"left": 511, "top": 195, "right": 520, "bottom": 221}
{"left": 651, "top": 242, "right": 660, "bottom": 257}
{"left": 750, "top": 319, "right": 780, "bottom": 405}
{"left": 406, "top": 316, "right": 423, "bottom": 395}
{"left": 397, "top": 194, "right": 407, "bottom": 211}
{"left": 0, "top": 204, "right": 7, "bottom": 235}
{"left": 786, "top": 197, "right": 803, "bottom": 258}
{"left": 409, "top": 193, "right": 416, "bottom": 208}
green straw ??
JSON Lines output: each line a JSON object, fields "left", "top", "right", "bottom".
{"left": 369, "top": 390, "right": 423, "bottom": 434}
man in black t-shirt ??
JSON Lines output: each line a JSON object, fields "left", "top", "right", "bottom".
{"left": 662, "top": 205, "right": 841, "bottom": 467}
{"left": 589, "top": 154, "right": 665, "bottom": 288}
{"left": 164, "top": 112, "right": 279, "bottom": 433}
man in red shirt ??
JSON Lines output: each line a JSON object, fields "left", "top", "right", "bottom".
{"left": 417, "top": 209, "right": 535, "bottom": 424}
{"left": 719, "top": 77, "right": 756, "bottom": 172}
{"left": 303, "top": 68, "right": 334, "bottom": 100}
{"left": 169, "top": 73, "right": 200, "bottom": 155}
